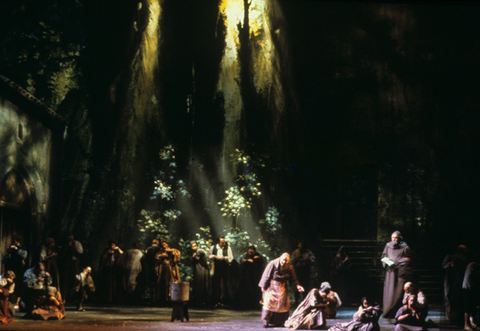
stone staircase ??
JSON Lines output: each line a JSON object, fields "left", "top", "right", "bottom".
{"left": 320, "top": 239, "right": 444, "bottom": 304}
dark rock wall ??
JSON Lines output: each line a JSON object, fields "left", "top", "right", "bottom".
{"left": 1, "top": 1, "right": 480, "bottom": 266}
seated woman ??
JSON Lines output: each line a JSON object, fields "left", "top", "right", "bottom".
{"left": 321, "top": 282, "right": 342, "bottom": 319}
{"left": 395, "top": 294, "right": 428, "bottom": 331}
{"left": 31, "top": 286, "right": 65, "bottom": 320}
{"left": 402, "top": 282, "right": 427, "bottom": 310}
{"left": 0, "top": 271, "right": 16, "bottom": 324}
{"left": 329, "top": 296, "right": 382, "bottom": 331}
{"left": 0, "top": 271, "right": 16, "bottom": 318}
{"left": 285, "top": 283, "right": 338, "bottom": 329}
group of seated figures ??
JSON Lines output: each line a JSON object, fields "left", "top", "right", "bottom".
{"left": 254, "top": 247, "right": 435, "bottom": 330}
{"left": 279, "top": 279, "right": 429, "bottom": 330}
{"left": 0, "top": 263, "right": 94, "bottom": 324}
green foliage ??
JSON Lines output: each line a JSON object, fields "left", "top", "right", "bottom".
{"left": 218, "top": 149, "right": 264, "bottom": 227}
{"left": 137, "top": 146, "right": 284, "bottom": 279}
{"left": 223, "top": 226, "right": 251, "bottom": 257}
{"left": 136, "top": 210, "right": 172, "bottom": 244}
{"left": 137, "top": 146, "right": 184, "bottom": 245}
{"left": 256, "top": 207, "right": 282, "bottom": 258}
{"left": 0, "top": 0, "right": 84, "bottom": 110}
{"left": 218, "top": 186, "right": 252, "bottom": 217}
{"left": 216, "top": 150, "right": 282, "bottom": 260}
{"left": 152, "top": 145, "right": 191, "bottom": 201}
{"left": 193, "top": 226, "right": 215, "bottom": 253}
{"left": 177, "top": 238, "right": 193, "bottom": 283}
{"left": 176, "top": 226, "right": 214, "bottom": 281}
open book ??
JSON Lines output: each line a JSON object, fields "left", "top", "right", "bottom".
{"left": 381, "top": 257, "right": 395, "bottom": 266}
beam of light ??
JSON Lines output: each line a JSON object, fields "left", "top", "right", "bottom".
{"left": 217, "top": 0, "right": 245, "bottom": 182}
{"left": 128, "top": 0, "right": 161, "bottom": 120}
{"left": 216, "top": 0, "right": 287, "bottom": 171}
{"left": 114, "top": 0, "right": 162, "bottom": 195}
{"left": 214, "top": 0, "right": 288, "bottom": 241}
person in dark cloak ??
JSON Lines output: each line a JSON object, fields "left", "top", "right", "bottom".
{"left": 259, "top": 252, "right": 304, "bottom": 328}
{"left": 58, "top": 233, "right": 83, "bottom": 301}
{"left": 442, "top": 244, "right": 469, "bottom": 323}
{"left": 328, "top": 296, "right": 382, "bottom": 331}
{"left": 142, "top": 239, "right": 162, "bottom": 304}
{"left": 331, "top": 246, "right": 352, "bottom": 304}
{"left": 291, "top": 240, "right": 316, "bottom": 306}
{"left": 381, "top": 231, "right": 409, "bottom": 318}
{"left": 99, "top": 240, "right": 124, "bottom": 303}
{"left": 235, "top": 245, "right": 265, "bottom": 310}
{"left": 398, "top": 249, "right": 418, "bottom": 286}
{"left": 189, "top": 240, "right": 209, "bottom": 307}
{"left": 394, "top": 294, "right": 428, "bottom": 331}
{"left": 462, "top": 256, "right": 479, "bottom": 331}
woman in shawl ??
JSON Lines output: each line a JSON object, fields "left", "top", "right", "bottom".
{"left": 285, "top": 282, "right": 340, "bottom": 330}
{"left": 99, "top": 240, "right": 124, "bottom": 303}
{"left": 381, "top": 231, "right": 409, "bottom": 318}
{"left": 329, "top": 297, "right": 382, "bottom": 331}
{"left": 332, "top": 246, "right": 352, "bottom": 304}
{"left": 394, "top": 294, "right": 428, "bottom": 331}
{"left": 259, "top": 252, "right": 304, "bottom": 328}
{"left": 190, "top": 241, "right": 209, "bottom": 306}
{"left": 31, "top": 286, "right": 66, "bottom": 320}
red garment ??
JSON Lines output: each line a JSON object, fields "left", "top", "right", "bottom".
{"left": 0, "top": 289, "right": 15, "bottom": 324}
{"left": 32, "top": 292, "right": 66, "bottom": 320}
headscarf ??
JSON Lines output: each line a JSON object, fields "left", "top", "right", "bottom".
{"left": 320, "top": 281, "right": 331, "bottom": 293}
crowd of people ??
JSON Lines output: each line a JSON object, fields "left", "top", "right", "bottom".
{"left": 0, "top": 233, "right": 94, "bottom": 323}
{"left": 0, "top": 230, "right": 478, "bottom": 330}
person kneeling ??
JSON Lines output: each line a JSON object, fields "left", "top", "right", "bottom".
{"left": 285, "top": 283, "right": 338, "bottom": 330}
{"left": 395, "top": 294, "right": 428, "bottom": 331}
{"left": 31, "top": 286, "right": 65, "bottom": 320}
{"left": 329, "top": 297, "right": 382, "bottom": 331}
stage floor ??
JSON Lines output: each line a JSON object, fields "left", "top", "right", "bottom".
{"left": 2, "top": 305, "right": 458, "bottom": 331}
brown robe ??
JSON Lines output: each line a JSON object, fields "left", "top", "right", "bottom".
{"left": 0, "top": 289, "right": 14, "bottom": 324}
{"left": 32, "top": 291, "right": 66, "bottom": 320}
{"left": 259, "top": 257, "right": 300, "bottom": 326}
{"left": 154, "top": 248, "right": 181, "bottom": 301}
{"left": 381, "top": 241, "right": 409, "bottom": 318}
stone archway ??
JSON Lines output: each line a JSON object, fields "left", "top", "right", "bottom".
{"left": 0, "top": 166, "right": 39, "bottom": 271}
